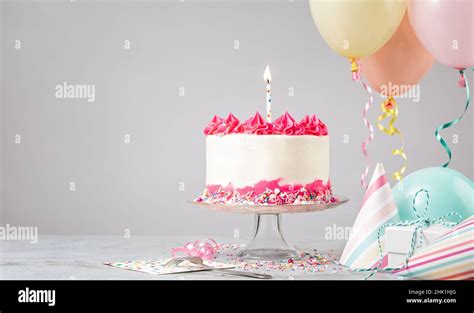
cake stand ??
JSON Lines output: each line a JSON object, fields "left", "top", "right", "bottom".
{"left": 192, "top": 196, "right": 349, "bottom": 261}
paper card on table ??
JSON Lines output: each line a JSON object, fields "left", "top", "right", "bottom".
{"left": 339, "top": 163, "right": 400, "bottom": 269}
{"left": 104, "top": 259, "right": 235, "bottom": 275}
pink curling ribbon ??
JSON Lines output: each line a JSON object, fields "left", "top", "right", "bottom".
{"left": 458, "top": 72, "right": 466, "bottom": 88}
{"left": 170, "top": 238, "right": 219, "bottom": 261}
{"left": 351, "top": 58, "right": 361, "bottom": 81}
{"left": 360, "top": 80, "right": 374, "bottom": 189}
{"left": 350, "top": 58, "right": 374, "bottom": 188}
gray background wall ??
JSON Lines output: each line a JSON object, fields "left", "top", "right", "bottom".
{"left": 0, "top": 0, "right": 472, "bottom": 241}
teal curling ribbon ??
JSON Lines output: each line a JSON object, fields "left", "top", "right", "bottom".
{"left": 350, "top": 189, "right": 463, "bottom": 279}
{"left": 435, "top": 69, "right": 471, "bottom": 167}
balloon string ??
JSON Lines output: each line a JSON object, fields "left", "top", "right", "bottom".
{"left": 360, "top": 79, "right": 374, "bottom": 189}
{"left": 435, "top": 69, "right": 471, "bottom": 167}
{"left": 377, "top": 97, "right": 407, "bottom": 181}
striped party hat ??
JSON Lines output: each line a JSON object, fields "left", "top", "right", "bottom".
{"left": 340, "top": 163, "right": 400, "bottom": 268}
{"left": 394, "top": 215, "right": 474, "bottom": 280}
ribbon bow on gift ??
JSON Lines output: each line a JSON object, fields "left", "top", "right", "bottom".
{"left": 353, "top": 189, "right": 463, "bottom": 279}
{"left": 170, "top": 238, "right": 220, "bottom": 261}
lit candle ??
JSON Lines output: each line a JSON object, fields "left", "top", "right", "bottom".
{"left": 264, "top": 65, "right": 272, "bottom": 122}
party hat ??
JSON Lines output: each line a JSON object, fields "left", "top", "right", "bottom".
{"left": 340, "top": 163, "right": 400, "bottom": 268}
{"left": 394, "top": 215, "right": 474, "bottom": 280}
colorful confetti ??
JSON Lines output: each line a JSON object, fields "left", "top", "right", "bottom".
{"left": 213, "top": 243, "right": 338, "bottom": 274}
{"left": 195, "top": 187, "right": 335, "bottom": 206}
{"left": 106, "top": 241, "right": 345, "bottom": 277}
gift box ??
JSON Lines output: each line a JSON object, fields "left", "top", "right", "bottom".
{"left": 385, "top": 224, "right": 451, "bottom": 267}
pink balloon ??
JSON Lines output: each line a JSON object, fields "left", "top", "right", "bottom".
{"left": 408, "top": 0, "right": 474, "bottom": 70}
{"left": 360, "top": 14, "right": 435, "bottom": 97}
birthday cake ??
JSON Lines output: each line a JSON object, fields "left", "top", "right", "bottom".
{"left": 195, "top": 112, "right": 334, "bottom": 205}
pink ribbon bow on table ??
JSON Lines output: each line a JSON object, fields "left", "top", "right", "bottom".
{"left": 170, "top": 239, "right": 220, "bottom": 261}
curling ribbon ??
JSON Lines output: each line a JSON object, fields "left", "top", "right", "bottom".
{"left": 351, "top": 57, "right": 374, "bottom": 189}
{"left": 458, "top": 72, "right": 466, "bottom": 87}
{"left": 435, "top": 69, "right": 471, "bottom": 167}
{"left": 171, "top": 238, "right": 219, "bottom": 261}
{"left": 377, "top": 97, "right": 407, "bottom": 181}
{"left": 351, "top": 58, "right": 361, "bottom": 81}
{"left": 360, "top": 79, "right": 374, "bottom": 189}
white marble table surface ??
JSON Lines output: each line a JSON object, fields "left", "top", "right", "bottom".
{"left": 0, "top": 236, "right": 401, "bottom": 280}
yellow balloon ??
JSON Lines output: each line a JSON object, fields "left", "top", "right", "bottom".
{"left": 310, "top": 0, "right": 407, "bottom": 59}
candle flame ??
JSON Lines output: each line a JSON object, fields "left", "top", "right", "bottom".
{"left": 264, "top": 65, "right": 271, "bottom": 83}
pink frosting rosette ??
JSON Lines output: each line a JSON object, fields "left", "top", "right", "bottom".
{"left": 204, "top": 112, "right": 328, "bottom": 136}
{"left": 316, "top": 116, "right": 328, "bottom": 136}
{"left": 204, "top": 115, "right": 226, "bottom": 135}
{"left": 223, "top": 113, "right": 243, "bottom": 134}
{"left": 272, "top": 112, "right": 305, "bottom": 135}
{"left": 299, "top": 114, "right": 328, "bottom": 136}
{"left": 242, "top": 112, "right": 273, "bottom": 135}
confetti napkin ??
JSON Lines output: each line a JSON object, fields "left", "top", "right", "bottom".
{"left": 339, "top": 163, "right": 400, "bottom": 269}
{"left": 104, "top": 258, "right": 235, "bottom": 275}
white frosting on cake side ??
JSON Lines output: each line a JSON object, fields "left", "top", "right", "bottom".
{"left": 206, "top": 134, "right": 329, "bottom": 188}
